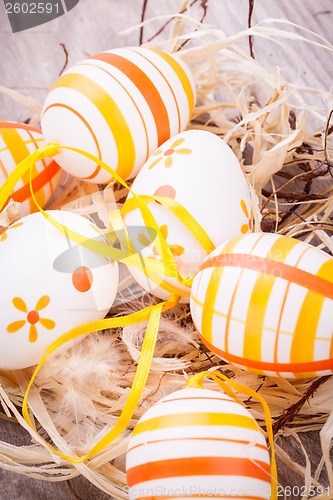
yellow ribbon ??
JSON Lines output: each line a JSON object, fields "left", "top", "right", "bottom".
{"left": 0, "top": 140, "right": 277, "bottom": 494}
{"left": 186, "top": 371, "right": 278, "bottom": 500}
{"left": 22, "top": 295, "right": 179, "bottom": 462}
{"left": 0, "top": 144, "right": 176, "bottom": 278}
{"left": 0, "top": 143, "right": 209, "bottom": 463}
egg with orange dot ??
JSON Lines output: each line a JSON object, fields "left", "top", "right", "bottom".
{"left": 124, "top": 130, "right": 253, "bottom": 302}
{"left": 126, "top": 388, "right": 271, "bottom": 499}
{"left": 0, "top": 210, "right": 118, "bottom": 370}
{"left": 0, "top": 121, "right": 62, "bottom": 216}
{"left": 41, "top": 47, "right": 195, "bottom": 184}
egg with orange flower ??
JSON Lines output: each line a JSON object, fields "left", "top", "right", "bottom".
{"left": 0, "top": 121, "right": 62, "bottom": 216}
{"left": 0, "top": 210, "right": 118, "bottom": 370}
{"left": 124, "top": 130, "right": 253, "bottom": 301}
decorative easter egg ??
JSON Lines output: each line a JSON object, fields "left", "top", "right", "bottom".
{"left": 190, "top": 232, "right": 333, "bottom": 378}
{"left": 0, "top": 210, "right": 118, "bottom": 370}
{"left": 0, "top": 122, "right": 62, "bottom": 216}
{"left": 41, "top": 47, "right": 195, "bottom": 184}
{"left": 126, "top": 388, "right": 271, "bottom": 499}
{"left": 124, "top": 130, "right": 252, "bottom": 302}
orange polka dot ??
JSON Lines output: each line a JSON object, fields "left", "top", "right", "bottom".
{"left": 154, "top": 185, "right": 177, "bottom": 203}
{"left": 27, "top": 311, "right": 39, "bottom": 324}
{"left": 72, "top": 266, "right": 93, "bottom": 293}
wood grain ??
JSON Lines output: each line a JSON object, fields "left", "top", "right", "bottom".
{"left": 0, "top": 0, "right": 332, "bottom": 498}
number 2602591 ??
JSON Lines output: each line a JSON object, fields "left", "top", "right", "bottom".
{"left": 5, "top": 3, "right": 60, "bottom": 14}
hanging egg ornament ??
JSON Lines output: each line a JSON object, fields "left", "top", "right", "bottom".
{"left": 126, "top": 388, "right": 271, "bottom": 500}
{"left": 190, "top": 232, "right": 333, "bottom": 378}
{"left": 124, "top": 130, "right": 253, "bottom": 301}
{"left": 41, "top": 47, "right": 195, "bottom": 183}
{"left": 0, "top": 122, "right": 62, "bottom": 216}
{"left": 0, "top": 210, "right": 118, "bottom": 370}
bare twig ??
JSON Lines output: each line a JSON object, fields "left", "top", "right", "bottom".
{"left": 59, "top": 43, "right": 69, "bottom": 77}
{"left": 139, "top": 0, "right": 149, "bottom": 45}
{"left": 179, "top": 0, "right": 209, "bottom": 50}
{"left": 147, "top": 0, "right": 200, "bottom": 44}
{"left": 273, "top": 376, "right": 331, "bottom": 434}
{"left": 323, "top": 109, "right": 333, "bottom": 178}
{"left": 248, "top": 0, "right": 255, "bottom": 59}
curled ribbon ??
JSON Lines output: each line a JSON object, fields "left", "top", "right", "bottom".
{"left": 0, "top": 143, "right": 212, "bottom": 463}
{"left": 0, "top": 142, "right": 277, "bottom": 500}
{"left": 186, "top": 371, "right": 278, "bottom": 500}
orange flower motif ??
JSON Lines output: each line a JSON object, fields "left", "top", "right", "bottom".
{"left": 0, "top": 222, "right": 23, "bottom": 242}
{"left": 138, "top": 224, "right": 184, "bottom": 258}
{"left": 7, "top": 295, "right": 56, "bottom": 343}
{"left": 148, "top": 138, "right": 192, "bottom": 170}
{"left": 240, "top": 199, "right": 253, "bottom": 234}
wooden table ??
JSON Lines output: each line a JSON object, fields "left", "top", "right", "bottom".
{"left": 0, "top": 0, "right": 332, "bottom": 498}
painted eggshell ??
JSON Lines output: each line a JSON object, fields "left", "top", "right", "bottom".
{"left": 126, "top": 388, "right": 271, "bottom": 500}
{"left": 41, "top": 47, "right": 195, "bottom": 184}
{"left": 0, "top": 122, "right": 62, "bottom": 216}
{"left": 0, "top": 210, "right": 118, "bottom": 370}
{"left": 124, "top": 130, "right": 252, "bottom": 302}
{"left": 190, "top": 232, "right": 333, "bottom": 378}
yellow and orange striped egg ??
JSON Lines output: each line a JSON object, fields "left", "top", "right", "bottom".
{"left": 41, "top": 47, "right": 195, "bottom": 184}
{"left": 126, "top": 388, "right": 271, "bottom": 500}
{"left": 190, "top": 232, "right": 333, "bottom": 378}
{"left": 0, "top": 122, "right": 62, "bottom": 216}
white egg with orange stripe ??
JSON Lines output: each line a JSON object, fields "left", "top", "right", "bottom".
{"left": 0, "top": 122, "right": 62, "bottom": 216}
{"left": 191, "top": 232, "right": 333, "bottom": 378}
{"left": 41, "top": 47, "right": 195, "bottom": 184}
{"left": 0, "top": 210, "right": 118, "bottom": 370}
{"left": 124, "top": 130, "right": 253, "bottom": 302}
{"left": 126, "top": 388, "right": 271, "bottom": 500}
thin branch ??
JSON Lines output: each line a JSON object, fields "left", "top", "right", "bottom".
{"left": 179, "top": 0, "right": 209, "bottom": 50}
{"left": 273, "top": 376, "right": 331, "bottom": 435}
{"left": 248, "top": 0, "right": 255, "bottom": 59}
{"left": 59, "top": 43, "right": 69, "bottom": 77}
{"left": 324, "top": 108, "right": 333, "bottom": 178}
{"left": 147, "top": 0, "right": 199, "bottom": 44}
{"left": 139, "top": 0, "right": 149, "bottom": 45}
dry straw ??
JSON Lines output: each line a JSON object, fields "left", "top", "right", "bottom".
{"left": 0, "top": 2, "right": 333, "bottom": 498}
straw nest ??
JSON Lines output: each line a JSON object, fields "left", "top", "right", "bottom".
{"left": 0, "top": 2, "right": 333, "bottom": 498}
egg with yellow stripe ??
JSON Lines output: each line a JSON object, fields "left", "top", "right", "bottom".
{"left": 0, "top": 122, "right": 62, "bottom": 216}
{"left": 190, "top": 233, "right": 333, "bottom": 378}
{"left": 41, "top": 47, "right": 195, "bottom": 184}
{"left": 126, "top": 388, "right": 271, "bottom": 500}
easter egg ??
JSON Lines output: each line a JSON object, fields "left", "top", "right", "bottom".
{"left": 126, "top": 388, "right": 271, "bottom": 499}
{"left": 41, "top": 47, "right": 195, "bottom": 184}
{"left": 190, "top": 232, "right": 333, "bottom": 378}
{"left": 0, "top": 210, "right": 118, "bottom": 370}
{"left": 0, "top": 122, "right": 62, "bottom": 216}
{"left": 124, "top": 130, "right": 252, "bottom": 302}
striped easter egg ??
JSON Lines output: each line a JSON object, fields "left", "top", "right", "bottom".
{"left": 0, "top": 122, "right": 62, "bottom": 216}
{"left": 41, "top": 47, "right": 196, "bottom": 184}
{"left": 126, "top": 388, "right": 271, "bottom": 500}
{"left": 190, "top": 233, "right": 333, "bottom": 378}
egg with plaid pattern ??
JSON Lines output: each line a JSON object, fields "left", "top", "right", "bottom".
{"left": 0, "top": 121, "right": 62, "bottom": 216}
{"left": 190, "top": 232, "right": 333, "bottom": 378}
